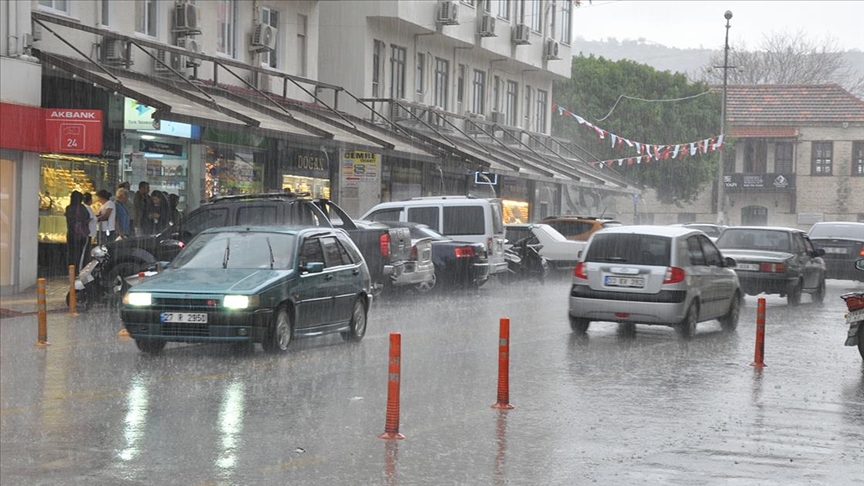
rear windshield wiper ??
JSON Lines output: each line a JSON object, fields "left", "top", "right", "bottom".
{"left": 222, "top": 238, "right": 231, "bottom": 269}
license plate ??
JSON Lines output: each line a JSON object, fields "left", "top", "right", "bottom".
{"left": 160, "top": 312, "right": 208, "bottom": 324}
{"left": 824, "top": 247, "right": 847, "bottom": 254}
{"left": 605, "top": 276, "right": 645, "bottom": 288}
{"left": 737, "top": 263, "right": 760, "bottom": 271}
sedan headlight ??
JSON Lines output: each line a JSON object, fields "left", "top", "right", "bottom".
{"left": 125, "top": 292, "right": 152, "bottom": 306}
{"left": 223, "top": 295, "right": 258, "bottom": 309}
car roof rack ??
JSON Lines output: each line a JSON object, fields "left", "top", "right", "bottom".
{"left": 209, "top": 191, "right": 312, "bottom": 203}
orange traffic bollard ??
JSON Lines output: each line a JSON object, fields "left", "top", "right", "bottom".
{"left": 492, "top": 317, "right": 514, "bottom": 409}
{"left": 379, "top": 332, "right": 405, "bottom": 440}
{"left": 35, "top": 278, "right": 50, "bottom": 347}
{"left": 751, "top": 297, "right": 766, "bottom": 368}
{"left": 67, "top": 264, "right": 78, "bottom": 316}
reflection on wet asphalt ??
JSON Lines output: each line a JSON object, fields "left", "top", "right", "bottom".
{"left": 1, "top": 277, "right": 862, "bottom": 485}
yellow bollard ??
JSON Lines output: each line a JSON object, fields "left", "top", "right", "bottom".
{"left": 35, "top": 278, "right": 50, "bottom": 347}
{"left": 68, "top": 264, "right": 78, "bottom": 316}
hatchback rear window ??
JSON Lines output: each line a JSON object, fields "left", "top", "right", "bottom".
{"left": 443, "top": 206, "right": 484, "bottom": 235}
{"left": 585, "top": 234, "right": 671, "bottom": 266}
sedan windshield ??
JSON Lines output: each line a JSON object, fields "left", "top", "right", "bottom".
{"left": 172, "top": 232, "right": 297, "bottom": 269}
{"left": 716, "top": 229, "right": 791, "bottom": 252}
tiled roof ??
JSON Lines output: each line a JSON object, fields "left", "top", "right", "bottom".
{"left": 723, "top": 84, "right": 864, "bottom": 125}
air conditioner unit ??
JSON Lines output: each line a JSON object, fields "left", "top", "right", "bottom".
{"left": 173, "top": 2, "right": 201, "bottom": 34}
{"left": 490, "top": 111, "right": 504, "bottom": 124}
{"left": 178, "top": 37, "right": 202, "bottom": 67}
{"left": 512, "top": 23, "right": 530, "bottom": 45}
{"left": 478, "top": 14, "right": 496, "bottom": 37}
{"left": 544, "top": 38, "right": 561, "bottom": 60}
{"left": 153, "top": 49, "right": 172, "bottom": 73}
{"left": 101, "top": 38, "right": 127, "bottom": 65}
{"left": 436, "top": 1, "right": 459, "bottom": 25}
{"left": 251, "top": 23, "right": 277, "bottom": 51}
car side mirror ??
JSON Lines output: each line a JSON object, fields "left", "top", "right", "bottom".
{"left": 302, "top": 261, "right": 325, "bottom": 273}
{"left": 723, "top": 256, "right": 737, "bottom": 268}
{"left": 813, "top": 248, "right": 825, "bottom": 257}
{"left": 856, "top": 259, "right": 864, "bottom": 272}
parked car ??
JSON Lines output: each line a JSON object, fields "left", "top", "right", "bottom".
{"left": 569, "top": 226, "right": 740, "bottom": 336}
{"left": 714, "top": 226, "right": 826, "bottom": 305}
{"left": 505, "top": 223, "right": 586, "bottom": 271}
{"left": 540, "top": 215, "right": 622, "bottom": 242}
{"left": 371, "top": 221, "right": 491, "bottom": 290}
{"left": 102, "top": 193, "right": 412, "bottom": 292}
{"left": 121, "top": 226, "right": 373, "bottom": 354}
{"left": 361, "top": 196, "right": 508, "bottom": 277}
{"left": 807, "top": 221, "right": 864, "bottom": 281}
{"left": 354, "top": 220, "right": 435, "bottom": 293}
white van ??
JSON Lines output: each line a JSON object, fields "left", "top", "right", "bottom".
{"left": 361, "top": 196, "right": 508, "bottom": 276}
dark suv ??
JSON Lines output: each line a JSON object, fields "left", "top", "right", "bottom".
{"left": 102, "top": 193, "right": 412, "bottom": 290}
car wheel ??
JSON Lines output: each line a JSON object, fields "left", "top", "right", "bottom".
{"left": 414, "top": 271, "right": 437, "bottom": 294}
{"left": 262, "top": 306, "right": 292, "bottom": 354}
{"left": 135, "top": 339, "right": 166, "bottom": 355}
{"left": 719, "top": 292, "right": 740, "bottom": 331}
{"left": 342, "top": 298, "right": 367, "bottom": 342}
{"left": 858, "top": 334, "right": 864, "bottom": 360}
{"left": 812, "top": 277, "right": 826, "bottom": 305}
{"left": 787, "top": 279, "right": 803, "bottom": 306}
{"left": 677, "top": 301, "right": 699, "bottom": 337}
{"left": 104, "top": 262, "right": 141, "bottom": 291}
{"left": 569, "top": 316, "right": 590, "bottom": 334}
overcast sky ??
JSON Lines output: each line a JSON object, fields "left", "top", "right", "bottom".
{"left": 573, "top": 0, "right": 864, "bottom": 51}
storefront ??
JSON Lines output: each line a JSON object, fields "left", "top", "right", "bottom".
{"left": 499, "top": 176, "right": 531, "bottom": 224}
{"left": 277, "top": 147, "right": 331, "bottom": 198}
{"left": 201, "top": 129, "right": 268, "bottom": 199}
{"left": 38, "top": 153, "right": 111, "bottom": 244}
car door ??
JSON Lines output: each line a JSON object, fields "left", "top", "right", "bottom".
{"left": 801, "top": 235, "right": 824, "bottom": 289}
{"left": 295, "top": 236, "right": 332, "bottom": 329}
{"left": 685, "top": 235, "right": 714, "bottom": 316}
{"left": 320, "top": 235, "right": 356, "bottom": 324}
{"left": 699, "top": 234, "right": 736, "bottom": 318}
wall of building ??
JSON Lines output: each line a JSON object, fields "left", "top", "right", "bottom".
{"left": 795, "top": 125, "right": 864, "bottom": 224}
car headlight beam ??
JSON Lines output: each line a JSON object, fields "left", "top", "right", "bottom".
{"left": 223, "top": 295, "right": 257, "bottom": 309}
{"left": 126, "top": 292, "right": 152, "bottom": 306}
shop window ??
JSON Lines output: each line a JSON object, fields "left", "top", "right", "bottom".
{"left": 408, "top": 207, "right": 439, "bottom": 229}
{"left": 811, "top": 141, "right": 832, "bottom": 176}
{"left": 0, "top": 154, "right": 17, "bottom": 286}
{"left": 39, "top": 154, "right": 109, "bottom": 244}
{"left": 135, "top": 0, "right": 157, "bottom": 37}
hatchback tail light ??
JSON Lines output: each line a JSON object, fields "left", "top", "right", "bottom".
{"left": 379, "top": 233, "right": 390, "bottom": 257}
{"left": 454, "top": 246, "right": 475, "bottom": 258}
{"left": 574, "top": 262, "right": 587, "bottom": 279}
{"left": 663, "top": 266, "right": 686, "bottom": 284}
{"left": 759, "top": 262, "right": 785, "bottom": 273}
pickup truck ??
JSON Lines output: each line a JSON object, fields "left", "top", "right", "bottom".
{"left": 99, "top": 193, "right": 412, "bottom": 293}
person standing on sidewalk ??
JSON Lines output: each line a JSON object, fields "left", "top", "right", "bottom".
{"left": 96, "top": 189, "right": 116, "bottom": 243}
{"left": 132, "top": 181, "right": 150, "bottom": 236}
{"left": 114, "top": 188, "right": 132, "bottom": 238}
{"left": 64, "top": 191, "right": 91, "bottom": 272}
{"left": 82, "top": 192, "right": 97, "bottom": 258}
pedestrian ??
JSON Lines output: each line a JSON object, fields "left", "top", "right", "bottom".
{"left": 146, "top": 190, "right": 171, "bottom": 234}
{"left": 168, "top": 193, "right": 182, "bottom": 227}
{"left": 115, "top": 188, "right": 132, "bottom": 238}
{"left": 64, "top": 191, "right": 91, "bottom": 272}
{"left": 96, "top": 189, "right": 117, "bottom": 243}
{"left": 132, "top": 181, "right": 150, "bottom": 236}
{"left": 82, "top": 192, "right": 97, "bottom": 251}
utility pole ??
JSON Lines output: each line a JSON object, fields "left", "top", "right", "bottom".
{"left": 716, "top": 10, "right": 733, "bottom": 225}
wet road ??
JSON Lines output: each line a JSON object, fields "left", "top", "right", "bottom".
{"left": 2, "top": 277, "right": 863, "bottom": 485}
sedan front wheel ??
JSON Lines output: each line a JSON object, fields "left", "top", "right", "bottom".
{"left": 342, "top": 299, "right": 367, "bottom": 342}
{"left": 263, "top": 306, "right": 292, "bottom": 354}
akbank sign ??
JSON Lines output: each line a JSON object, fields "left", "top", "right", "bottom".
{"left": 123, "top": 98, "right": 195, "bottom": 139}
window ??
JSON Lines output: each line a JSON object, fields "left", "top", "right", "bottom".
{"left": 774, "top": 142, "right": 793, "bottom": 173}
{"left": 457, "top": 64, "right": 466, "bottom": 113}
{"left": 529, "top": 0, "right": 541, "bottom": 31}
{"left": 180, "top": 208, "right": 229, "bottom": 238}
{"left": 853, "top": 142, "right": 864, "bottom": 176}
{"left": 372, "top": 40, "right": 384, "bottom": 97}
{"left": 390, "top": 45, "right": 407, "bottom": 99}
{"left": 101, "top": 0, "right": 110, "bottom": 25}
{"left": 260, "top": 7, "right": 279, "bottom": 68}
{"left": 297, "top": 14, "right": 307, "bottom": 76}
{"left": 585, "top": 234, "right": 672, "bottom": 267}
{"left": 523, "top": 85, "right": 531, "bottom": 129}
{"left": 135, "top": 0, "right": 157, "bottom": 37}
{"left": 698, "top": 236, "right": 723, "bottom": 266}
{"left": 560, "top": 0, "right": 572, "bottom": 43}
{"left": 744, "top": 140, "right": 767, "bottom": 173}
{"left": 408, "top": 207, "right": 440, "bottom": 230}
{"left": 687, "top": 236, "right": 706, "bottom": 266}
{"left": 38, "top": 0, "right": 68, "bottom": 13}
{"left": 497, "top": 0, "right": 510, "bottom": 19}
{"left": 434, "top": 58, "right": 449, "bottom": 110}
{"left": 235, "top": 206, "right": 277, "bottom": 226}
{"left": 492, "top": 75, "right": 501, "bottom": 113}
{"left": 443, "top": 206, "right": 485, "bottom": 235}
{"left": 216, "top": 0, "right": 235, "bottom": 56}
{"left": 299, "top": 238, "right": 324, "bottom": 267}
{"left": 811, "top": 141, "right": 833, "bottom": 175}
{"left": 461, "top": 0, "right": 476, "bottom": 6}
{"left": 368, "top": 208, "right": 403, "bottom": 222}
{"left": 472, "top": 69, "right": 486, "bottom": 115}
{"left": 505, "top": 80, "right": 518, "bottom": 126}
{"left": 518, "top": 0, "right": 526, "bottom": 24}
{"left": 415, "top": 53, "right": 426, "bottom": 101}
{"left": 321, "top": 237, "right": 348, "bottom": 267}
{"left": 536, "top": 89, "right": 547, "bottom": 133}
{"left": 483, "top": 0, "right": 492, "bottom": 12}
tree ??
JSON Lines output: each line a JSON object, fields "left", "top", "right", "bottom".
{"left": 700, "top": 30, "right": 863, "bottom": 98}
{"left": 554, "top": 54, "right": 721, "bottom": 204}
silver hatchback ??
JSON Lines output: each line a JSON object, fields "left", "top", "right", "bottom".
{"left": 568, "top": 226, "right": 741, "bottom": 336}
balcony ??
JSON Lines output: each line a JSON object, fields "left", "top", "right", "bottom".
{"left": 723, "top": 173, "right": 796, "bottom": 192}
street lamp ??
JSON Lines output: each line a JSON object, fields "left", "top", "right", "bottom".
{"left": 716, "top": 10, "right": 732, "bottom": 225}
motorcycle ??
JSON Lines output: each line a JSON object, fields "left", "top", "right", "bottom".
{"left": 840, "top": 259, "right": 864, "bottom": 359}
{"left": 66, "top": 245, "right": 131, "bottom": 310}
{"left": 500, "top": 236, "right": 549, "bottom": 285}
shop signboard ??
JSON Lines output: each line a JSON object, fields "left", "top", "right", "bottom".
{"left": 140, "top": 139, "right": 184, "bottom": 156}
{"left": 44, "top": 109, "right": 103, "bottom": 155}
{"left": 290, "top": 149, "right": 329, "bottom": 178}
{"left": 340, "top": 150, "right": 381, "bottom": 217}
{"left": 723, "top": 173, "right": 795, "bottom": 192}
{"left": 341, "top": 151, "right": 380, "bottom": 185}
{"left": 124, "top": 98, "right": 194, "bottom": 139}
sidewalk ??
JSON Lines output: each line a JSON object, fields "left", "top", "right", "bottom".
{"left": 0, "top": 277, "right": 70, "bottom": 317}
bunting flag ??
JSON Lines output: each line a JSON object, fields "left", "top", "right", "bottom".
{"left": 554, "top": 104, "right": 725, "bottom": 168}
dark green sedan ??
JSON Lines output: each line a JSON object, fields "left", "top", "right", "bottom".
{"left": 121, "top": 226, "right": 373, "bottom": 354}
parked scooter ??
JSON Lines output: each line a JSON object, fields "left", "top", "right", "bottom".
{"left": 840, "top": 259, "right": 864, "bottom": 359}
{"left": 66, "top": 245, "right": 129, "bottom": 310}
{"left": 501, "top": 236, "right": 549, "bottom": 285}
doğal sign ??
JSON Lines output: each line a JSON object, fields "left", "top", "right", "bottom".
{"left": 123, "top": 97, "right": 193, "bottom": 139}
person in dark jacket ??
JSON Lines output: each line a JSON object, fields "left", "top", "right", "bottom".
{"left": 168, "top": 193, "right": 182, "bottom": 227}
{"left": 132, "top": 181, "right": 150, "bottom": 236}
{"left": 145, "top": 190, "right": 171, "bottom": 234}
{"left": 65, "top": 190, "right": 91, "bottom": 272}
